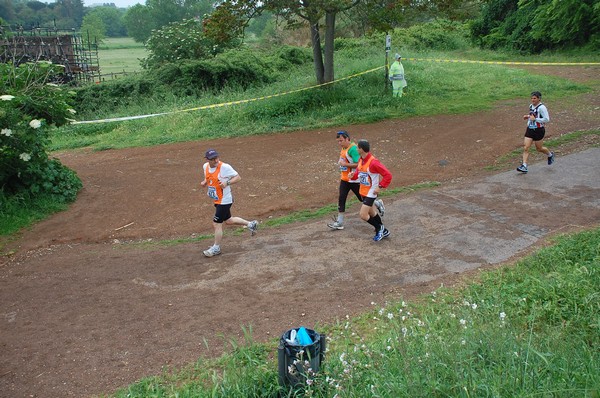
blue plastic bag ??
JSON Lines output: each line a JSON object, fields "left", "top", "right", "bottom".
{"left": 296, "top": 326, "right": 313, "bottom": 345}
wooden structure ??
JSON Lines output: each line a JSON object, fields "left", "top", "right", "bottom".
{"left": 0, "top": 27, "right": 100, "bottom": 84}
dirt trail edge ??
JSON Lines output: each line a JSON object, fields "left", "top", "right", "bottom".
{"left": 0, "top": 66, "right": 599, "bottom": 397}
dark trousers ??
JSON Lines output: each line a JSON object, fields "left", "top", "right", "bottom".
{"left": 338, "top": 180, "right": 362, "bottom": 212}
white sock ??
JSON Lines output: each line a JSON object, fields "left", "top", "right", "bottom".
{"left": 337, "top": 214, "right": 344, "bottom": 224}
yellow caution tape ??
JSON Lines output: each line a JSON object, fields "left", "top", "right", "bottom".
{"left": 70, "top": 58, "right": 599, "bottom": 125}
{"left": 70, "top": 66, "right": 385, "bottom": 125}
{"left": 406, "top": 57, "right": 600, "bottom": 66}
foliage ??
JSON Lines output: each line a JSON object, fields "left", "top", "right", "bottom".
{"left": 80, "top": 12, "right": 106, "bottom": 42}
{"left": 85, "top": 6, "right": 127, "bottom": 38}
{"left": 471, "top": 0, "right": 600, "bottom": 53}
{"left": 391, "top": 19, "right": 471, "bottom": 51}
{"left": 122, "top": 4, "right": 155, "bottom": 42}
{"left": 0, "top": 61, "right": 82, "bottom": 202}
{"left": 143, "top": 19, "right": 221, "bottom": 68}
{"left": 74, "top": 46, "right": 308, "bottom": 113}
{"left": 122, "top": 0, "right": 214, "bottom": 43}
{"left": 203, "top": 0, "right": 251, "bottom": 45}
{"left": 0, "top": 0, "right": 85, "bottom": 31}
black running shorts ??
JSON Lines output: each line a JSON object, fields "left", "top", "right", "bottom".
{"left": 524, "top": 127, "right": 545, "bottom": 141}
{"left": 213, "top": 203, "right": 232, "bottom": 223}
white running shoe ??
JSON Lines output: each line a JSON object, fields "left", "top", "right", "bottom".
{"left": 375, "top": 199, "right": 385, "bottom": 217}
{"left": 327, "top": 221, "right": 344, "bottom": 230}
{"left": 203, "top": 245, "right": 221, "bottom": 257}
{"left": 248, "top": 220, "right": 258, "bottom": 236}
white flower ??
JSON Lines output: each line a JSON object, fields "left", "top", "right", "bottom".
{"left": 68, "top": 109, "right": 77, "bottom": 114}
{"left": 29, "top": 119, "right": 42, "bottom": 129}
{"left": 1, "top": 128, "right": 12, "bottom": 136}
{"left": 387, "top": 313, "right": 394, "bottom": 320}
{"left": 471, "top": 303, "right": 478, "bottom": 310}
{"left": 1, "top": 95, "right": 15, "bottom": 101}
{"left": 460, "top": 319, "right": 467, "bottom": 326}
{"left": 499, "top": 312, "right": 506, "bottom": 321}
{"left": 461, "top": 339, "right": 466, "bottom": 345}
{"left": 19, "top": 153, "right": 31, "bottom": 162}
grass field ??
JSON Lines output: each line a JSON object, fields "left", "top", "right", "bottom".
{"left": 97, "top": 37, "right": 147, "bottom": 75}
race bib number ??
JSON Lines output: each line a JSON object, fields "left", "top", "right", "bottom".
{"left": 207, "top": 186, "right": 218, "bottom": 200}
{"left": 359, "top": 171, "right": 370, "bottom": 186}
{"left": 340, "top": 165, "right": 348, "bottom": 172}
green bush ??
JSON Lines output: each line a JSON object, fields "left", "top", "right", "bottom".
{"left": 143, "top": 19, "right": 219, "bottom": 69}
{"left": 74, "top": 74, "right": 167, "bottom": 114}
{"left": 0, "top": 62, "right": 82, "bottom": 201}
{"left": 392, "top": 19, "right": 470, "bottom": 51}
{"left": 75, "top": 47, "right": 285, "bottom": 111}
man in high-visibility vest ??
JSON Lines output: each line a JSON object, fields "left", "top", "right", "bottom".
{"left": 200, "top": 149, "right": 258, "bottom": 257}
{"left": 349, "top": 139, "right": 393, "bottom": 241}
{"left": 389, "top": 53, "right": 407, "bottom": 98}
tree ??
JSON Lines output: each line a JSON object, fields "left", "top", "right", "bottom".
{"left": 209, "top": 0, "right": 360, "bottom": 84}
{"left": 123, "top": 0, "right": 214, "bottom": 42}
{"left": 81, "top": 12, "right": 106, "bottom": 42}
{"left": 85, "top": 6, "right": 126, "bottom": 37}
{"left": 123, "top": 3, "right": 154, "bottom": 42}
{"left": 0, "top": 0, "right": 15, "bottom": 23}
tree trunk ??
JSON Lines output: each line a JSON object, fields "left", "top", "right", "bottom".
{"left": 309, "top": 21, "right": 325, "bottom": 84}
{"left": 323, "top": 10, "right": 336, "bottom": 83}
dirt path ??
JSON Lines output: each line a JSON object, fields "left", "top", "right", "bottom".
{"left": 0, "top": 66, "right": 599, "bottom": 398}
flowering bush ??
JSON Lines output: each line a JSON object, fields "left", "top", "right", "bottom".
{"left": 0, "top": 62, "right": 82, "bottom": 202}
{"left": 143, "top": 18, "right": 242, "bottom": 69}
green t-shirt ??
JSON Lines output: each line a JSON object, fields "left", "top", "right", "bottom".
{"left": 348, "top": 144, "right": 360, "bottom": 163}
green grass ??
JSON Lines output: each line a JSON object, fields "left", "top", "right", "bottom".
{"left": 50, "top": 47, "right": 595, "bottom": 152}
{"left": 97, "top": 37, "right": 147, "bottom": 75}
{"left": 0, "top": 193, "right": 69, "bottom": 253}
{"left": 105, "top": 227, "right": 600, "bottom": 398}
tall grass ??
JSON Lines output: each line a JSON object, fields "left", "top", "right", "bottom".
{"left": 106, "top": 227, "right": 600, "bottom": 397}
{"left": 51, "top": 46, "right": 594, "bottom": 151}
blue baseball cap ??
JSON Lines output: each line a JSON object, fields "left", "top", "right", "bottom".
{"left": 205, "top": 149, "right": 219, "bottom": 159}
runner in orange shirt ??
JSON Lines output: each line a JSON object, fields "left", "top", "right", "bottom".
{"left": 200, "top": 149, "right": 258, "bottom": 257}
{"left": 349, "top": 139, "right": 392, "bottom": 241}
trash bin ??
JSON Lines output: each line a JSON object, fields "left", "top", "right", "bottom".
{"left": 277, "top": 327, "right": 326, "bottom": 390}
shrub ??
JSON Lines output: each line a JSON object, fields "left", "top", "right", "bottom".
{"left": 0, "top": 62, "right": 82, "bottom": 201}
{"left": 75, "top": 47, "right": 282, "bottom": 110}
{"left": 393, "top": 19, "right": 470, "bottom": 51}
{"left": 143, "top": 19, "right": 219, "bottom": 69}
